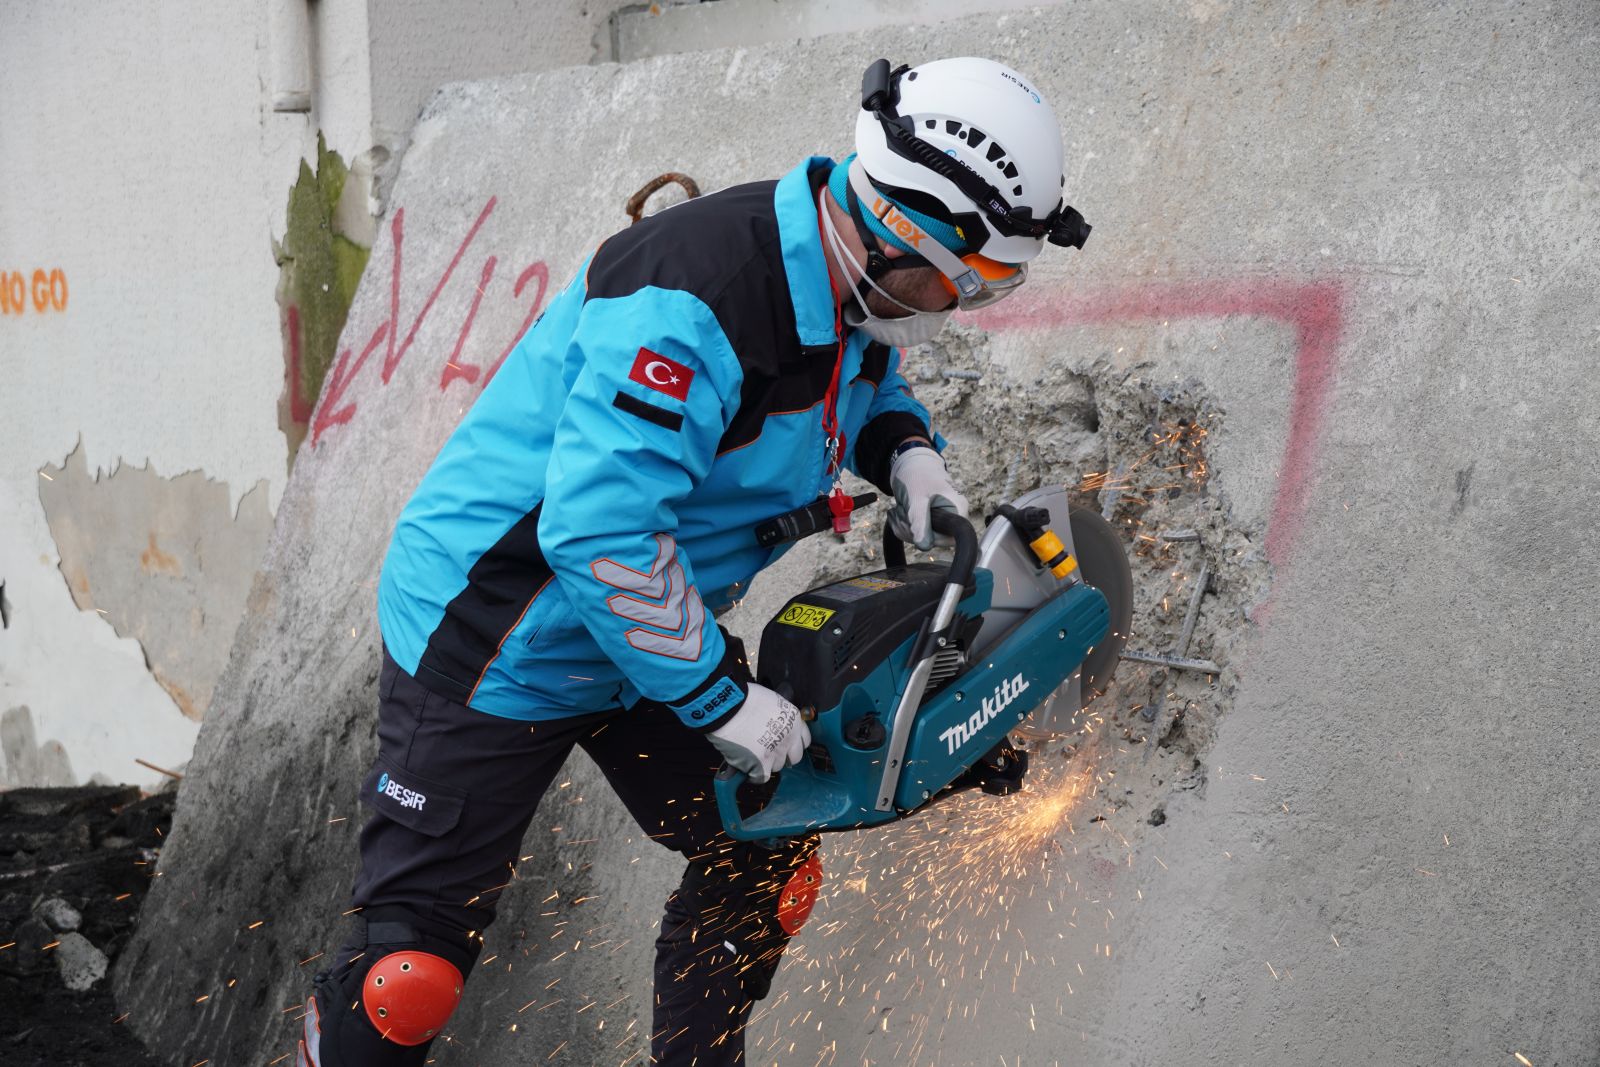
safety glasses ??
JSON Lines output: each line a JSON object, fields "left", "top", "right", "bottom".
{"left": 937, "top": 254, "right": 1027, "bottom": 310}
{"left": 846, "top": 162, "right": 1028, "bottom": 311}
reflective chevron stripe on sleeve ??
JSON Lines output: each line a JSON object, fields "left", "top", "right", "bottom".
{"left": 591, "top": 534, "right": 706, "bottom": 661}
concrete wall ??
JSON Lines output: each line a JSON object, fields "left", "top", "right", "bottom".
{"left": 117, "top": 3, "right": 1600, "bottom": 1065}
{"left": 615, "top": 0, "right": 1072, "bottom": 62}
{"left": 365, "top": 0, "right": 616, "bottom": 203}
{"left": 0, "top": 0, "right": 606, "bottom": 790}
{"left": 0, "top": 0, "right": 312, "bottom": 790}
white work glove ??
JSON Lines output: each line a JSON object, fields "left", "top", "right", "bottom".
{"left": 888, "top": 444, "right": 970, "bottom": 551}
{"left": 708, "top": 683, "right": 811, "bottom": 784}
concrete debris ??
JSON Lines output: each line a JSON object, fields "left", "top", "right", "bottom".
{"left": 0, "top": 785, "right": 171, "bottom": 1061}
{"left": 3, "top": 917, "right": 56, "bottom": 978}
{"left": 0, "top": 784, "right": 141, "bottom": 820}
{"left": 36, "top": 897, "right": 82, "bottom": 933}
{"left": 52, "top": 932, "right": 108, "bottom": 991}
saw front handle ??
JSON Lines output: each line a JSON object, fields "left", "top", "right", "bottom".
{"left": 882, "top": 505, "right": 980, "bottom": 571}
{"left": 713, "top": 763, "right": 758, "bottom": 838}
{"left": 873, "top": 510, "right": 977, "bottom": 811}
{"left": 715, "top": 510, "right": 982, "bottom": 840}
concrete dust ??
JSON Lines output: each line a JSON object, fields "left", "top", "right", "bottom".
{"left": 723, "top": 324, "right": 1274, "bottom": 1063}
{"left": 807, "top": 320, "right": 1270, "bottom": 852}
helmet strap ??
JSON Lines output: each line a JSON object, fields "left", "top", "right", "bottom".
{"left": 820, "top": 187, "right": 941, "bottom": 325}
{"left": 843, "top": 182, "right": 895, "bottom": 281}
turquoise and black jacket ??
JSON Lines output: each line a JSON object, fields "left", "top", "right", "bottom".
{"left": 377, "top": 157, "right": 940, "bottom": 727}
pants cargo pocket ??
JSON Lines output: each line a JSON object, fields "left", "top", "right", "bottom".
{"left": 360, "top": 758, "right": 467, "bottom": 838}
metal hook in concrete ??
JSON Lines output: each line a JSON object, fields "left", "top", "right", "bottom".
{"left": 625, "top": 173, "right": 700, "bottom": 224}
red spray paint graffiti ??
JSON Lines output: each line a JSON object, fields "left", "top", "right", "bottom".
{"left": 283, "top": 305, "right": 316, "bottom": 425}
{"left": 973, "top": 280, "right": 1345, "bottom": 568}
{"left": 439, "top": 260, "right": 550, "bottom": 390}
{"left": 438, "top": 255, "right": 499, "bottom": 391}
{"left": 305, "top": 196, "right": 553, "bottom": 446}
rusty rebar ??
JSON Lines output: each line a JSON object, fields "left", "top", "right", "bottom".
{"left": 625, "top": 172, "right": 700, "bottom": 224}
{"left": 134, "top": 758, "right": 183, "bottom": 781}
{"left": 1121, "top": 649, "right": 1221, "bottom": 674}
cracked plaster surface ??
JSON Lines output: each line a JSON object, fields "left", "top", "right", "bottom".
{"left": 36, "top": 443, "right": 274, "bottom": 723}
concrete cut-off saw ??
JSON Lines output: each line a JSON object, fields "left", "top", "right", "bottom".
{"left": 717, "top": 486, "right": 1134, "bottom": 841}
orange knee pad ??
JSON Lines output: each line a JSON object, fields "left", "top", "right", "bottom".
{"left": 776, "top": 853, "right": 823, "bottom": 935}
{"left": 361, "top": 951, "right": 465, "bottom": 1046}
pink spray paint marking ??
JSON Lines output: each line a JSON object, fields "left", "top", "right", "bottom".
{"left": 974, "top": 279, "right": 1346, "bottom": 569}
{"left": 308, "top": 195, "right": 555, "bottom": 446}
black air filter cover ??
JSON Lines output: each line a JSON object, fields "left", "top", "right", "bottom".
{"left": 756, "top": 562, "right": 975, "bottom": 714}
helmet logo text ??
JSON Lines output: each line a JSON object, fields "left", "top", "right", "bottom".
{"left": 871, "top": 197, "right": 928, "bottom": 248}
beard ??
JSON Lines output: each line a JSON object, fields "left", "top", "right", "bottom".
{"left": 861, "top": 265, "right": 947, "bottom": 319}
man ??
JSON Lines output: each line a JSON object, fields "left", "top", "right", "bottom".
{"left": 297, "top": 56, "right": 1088, "bottom": 1066}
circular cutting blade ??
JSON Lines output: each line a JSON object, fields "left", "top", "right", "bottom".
{"left": 1066, "top": 505, "right": 1133, "bottom": 704}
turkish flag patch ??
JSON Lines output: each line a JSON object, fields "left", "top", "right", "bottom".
{"left": 629, "top": 348, "right": 693, "bottom": 402}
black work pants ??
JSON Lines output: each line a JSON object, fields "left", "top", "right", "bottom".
{"left": 329, "top": 649, "right": 814, "bottom": 1065}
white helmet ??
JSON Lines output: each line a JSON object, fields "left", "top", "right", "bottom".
{"left": 853, "top": 57, "right": 1089, "bottom": 265}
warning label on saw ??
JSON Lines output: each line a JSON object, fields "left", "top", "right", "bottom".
{"left": 777, "top": 603, "right": 836, "bottom": 631}
{"left": 814, "top": 575, "right": 904, "bottom": 603}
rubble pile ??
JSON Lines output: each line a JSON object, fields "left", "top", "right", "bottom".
{"left": 0, "top": 785, "right": 170, "bottom": 1065}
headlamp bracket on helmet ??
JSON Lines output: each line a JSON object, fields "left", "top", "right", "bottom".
{"left": 859, "top": 58, "right": 1092, "bottom": 251}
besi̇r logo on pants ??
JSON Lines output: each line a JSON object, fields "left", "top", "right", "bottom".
{"left": 376, "top": 771, "right": 427, "bottom": 811}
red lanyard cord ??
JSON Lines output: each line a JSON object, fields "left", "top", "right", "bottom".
{"left": 822, "top": 300, "right": 847, "bottom": 479}
{"left": 817, "top": 180, "right": 854, "bottom": 533}
{"left": 823, "top": 301, "right": 854, "bottom": 532}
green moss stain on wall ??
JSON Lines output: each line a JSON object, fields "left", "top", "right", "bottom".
{"left": 275, "top": 133, "right": 374, "bottom": 460}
